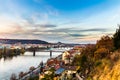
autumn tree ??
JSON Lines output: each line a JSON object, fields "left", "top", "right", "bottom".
{"left": 76, "top": 44, "right": 96, "bottom": 78}
{"left": 81, "top": 44, "right": 96, "bottom": 58}
{"left": 113, "top": 25, "right": 120, "bottom": 49}
{"left": 94, "top": 35, "right": 114, "bottom": 60}
{"left": 19, "top": 72, "right": 24, "bottom": 79}
{"left": 96, "top": 35, "right": 114, "bottom": 52}
{"left": 94, "top": 47, "right": 109, "bottom": 59}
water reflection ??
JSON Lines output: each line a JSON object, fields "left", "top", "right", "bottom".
{"left": 0, "top": 54, "right": 22, "bottom": 61}
{"left": 0, "top": 51, "right": 61, "bottom": 80}
{"left": 1, "top": 56, "right": 14, "bottom": 61}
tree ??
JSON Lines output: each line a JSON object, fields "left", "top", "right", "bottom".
{"left": 20, "top": 48, "right": 25, "bottom": 54}
{"left": 94, "top": 48, "right": 109, "bottom": 59}
{"left": 81, "top": 44, "right": 96, "bottom": 60}
{"left": 75, "top": 44, "right": 96, "bottom": 78}
{"left": 113, "top": 25, "right": 120, "bottom": 49}
{"left": 29, "top": 66, "right": 35, "bottom": 71}
{"left": 96, "top": 35, "right": 114, "bottom": 52}
{"left": 2, "top": 47, "right": 7, "bottom": 56}
{"left": 19, "top": 72, "right": 24, "bottom": 79}
{"left": 10, "top": 73, "right": 17, "bottom": 80}
{"left": 73, "top": 54, "right": 81, "bottom": 66}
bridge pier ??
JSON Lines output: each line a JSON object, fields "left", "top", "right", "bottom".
{"left": 33, "top": 50, "right": 36, "bottom": 56}
{"left": 50, "top": 50, "right": 52, "bottom": 58}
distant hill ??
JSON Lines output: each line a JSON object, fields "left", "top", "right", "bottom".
{"left": 0, "top": 39, "right": 49, "bottom": 44}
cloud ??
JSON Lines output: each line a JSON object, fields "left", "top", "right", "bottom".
{"left": 58, "top": 20, "right": 82, "bottom": 26}
{"left": 45, "top": 27, "right": 108, "bottom": 33}
{"left": 68, "top": 33, "right": 87, "bottom": 37}
{"left": 0, "top": 0, "right": 118, "bottom": 44}
{"left": 36, "top": 24, "right": 57, "bottom": 28}
{"left": 45, "top": 5, "right": 59, "bottom": 16}
{"left": 0, "top": 14, "right": 112, "bottom": 44}
{"left": 79, "top": 28, "right": 108, "bottom": 32}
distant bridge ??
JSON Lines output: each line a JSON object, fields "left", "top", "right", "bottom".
{"left": 26, "top": 47, "right": 73, "bottom": 56}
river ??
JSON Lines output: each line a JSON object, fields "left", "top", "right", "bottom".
{"left": 0, "top": 51, "right": 62, "bottom": 80}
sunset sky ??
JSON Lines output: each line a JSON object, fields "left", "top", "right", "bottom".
{"left": 0, "top": 0, "right": 120, "bottom": 43}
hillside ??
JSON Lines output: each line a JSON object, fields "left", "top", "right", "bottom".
{"left": 0, "top": 39, "right": 49, "bottom": 44}
{"left": 87, "top": 50, "right": 120, "bottom": 80}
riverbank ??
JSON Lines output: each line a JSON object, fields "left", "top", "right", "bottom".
{"left": 0, "top": 48, "right": 25, "bottom": 59}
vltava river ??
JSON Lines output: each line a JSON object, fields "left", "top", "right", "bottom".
{"left": 0, "top": 51, "right": 62, "bottom": 80}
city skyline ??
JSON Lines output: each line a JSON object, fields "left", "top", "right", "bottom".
{"left": 0, "top": 0, "right": 120, "bottom": 43}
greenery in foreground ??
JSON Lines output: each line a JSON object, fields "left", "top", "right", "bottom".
{"left": 73, "top": 26, "right": 120, "bottom": 80}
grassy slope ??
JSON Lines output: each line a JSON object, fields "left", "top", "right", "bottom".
{"left": 88, "top": 51, "right": 120, "bottom": 80}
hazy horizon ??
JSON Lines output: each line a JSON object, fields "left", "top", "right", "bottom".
{"left": 0, "top": 0, "right": 120, "bottom": 44}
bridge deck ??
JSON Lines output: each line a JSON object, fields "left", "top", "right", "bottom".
{"left": 27, "top": 50, "right": 64, "bottom": 52}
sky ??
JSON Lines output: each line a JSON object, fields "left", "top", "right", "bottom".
{"left": 0, "top": 0, "right": 120, "bottom": 44}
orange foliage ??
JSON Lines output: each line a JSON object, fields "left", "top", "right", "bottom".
{"left": 96, "top": 35, "right": 114, "bottom": 52}
{"left": 94, "top": 48, "right": 109, "bottom": 59}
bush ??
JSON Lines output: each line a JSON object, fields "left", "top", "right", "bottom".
{"left": 95, "top": 60, "right": 102, "bottom": 67}
{"left": 96, "top": 35, "right": 114, "bottom": 52}
{"left": 110, "top": 51, "right": 120, "bottom": 62}
{"left": 94, "top": 48, "right": 109, "bottom": 59}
